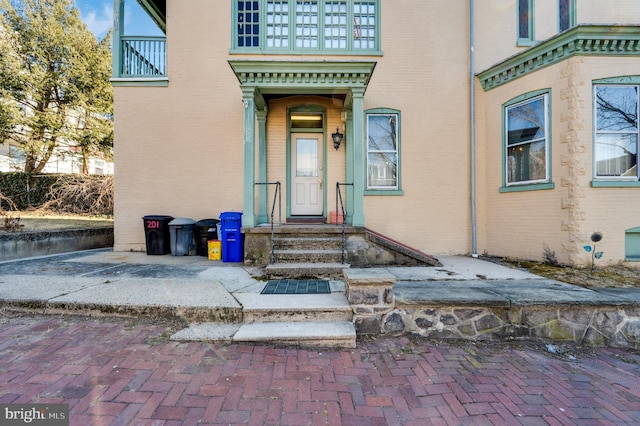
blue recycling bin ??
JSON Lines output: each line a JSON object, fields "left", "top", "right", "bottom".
{"left": 220, "top": 212, "right": 243, "bottom": 262}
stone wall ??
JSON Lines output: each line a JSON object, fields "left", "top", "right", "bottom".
{"left": 344, "top": 268, "right": 640, "bottom": 349}
{"left": 382, "top": 305, "right": 640, "bottom": 350}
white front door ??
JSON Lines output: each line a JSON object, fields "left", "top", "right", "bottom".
{"left": 291, "top": 133, "right": 323, "bottom": 215}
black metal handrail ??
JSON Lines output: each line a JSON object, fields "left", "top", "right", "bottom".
{"left": 336, "top": 182, "right": 353, "bottom": 264}
{"left": 255, "top": 181, "right": 281, "bottom": 264}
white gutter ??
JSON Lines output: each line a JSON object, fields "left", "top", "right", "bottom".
{"left": 470, "top": 0, "right": 478, "bottom": 257}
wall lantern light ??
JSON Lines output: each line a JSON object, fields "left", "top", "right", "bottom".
{"left": 332, "top": 127, "right": 344, "bottom": 150}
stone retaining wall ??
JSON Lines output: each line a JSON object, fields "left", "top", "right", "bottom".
{"left": 382, "top": 306, "right": 640, "bottom": 350}
{"left": 344, "top": 268, "right": 640, "bottom": 349}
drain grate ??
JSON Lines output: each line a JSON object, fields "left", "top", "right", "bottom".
{"left": 261, "top": 279, "right": 331, "bottom": 294}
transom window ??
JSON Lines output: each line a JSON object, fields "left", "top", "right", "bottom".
{"left": 234, "top": 0, "right": 379, "bottom": 52}
{"left": 505, "top": 93, "right": 550, "bottom": 186}
{"left": 594, "top": 85, "right": 639, "bottom": 179}
{"left": 366, "top": 110, "right": 400, "bottom": 190}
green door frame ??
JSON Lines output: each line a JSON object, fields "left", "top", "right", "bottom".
{"left": 287, "top": 105, "right": 326, "bottom": 219}
{"left": 228, "top": 60, "right": 376, "bottom": 228}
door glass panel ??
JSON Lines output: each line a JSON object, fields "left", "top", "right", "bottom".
{"left": 296, "top": 138, "right": 318, "bottom": 177}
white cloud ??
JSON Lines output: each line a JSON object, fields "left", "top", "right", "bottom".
{"left": 80, "top": 3, "right": 113, "bottom": 38}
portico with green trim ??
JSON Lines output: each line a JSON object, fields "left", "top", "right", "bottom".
{"left": 229, "top": 60, "right": 376, "bottom": 228}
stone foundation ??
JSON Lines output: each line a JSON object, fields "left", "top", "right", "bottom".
{"left": 343, "top": 269, "right": 640, "bottom": 349}
{"left": 387, "top": 305, "right": 640, "bottom": 349}
{"left": 344, "top": 268, "right": 395, "bottom": 334}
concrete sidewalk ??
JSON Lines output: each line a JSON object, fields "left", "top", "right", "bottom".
{"left": 2, "top": 248, "right": 639, "bottom": 309}
{"left": 2, "top": 248, "right": 640, "bottom": 347}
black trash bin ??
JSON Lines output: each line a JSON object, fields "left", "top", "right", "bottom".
{"left": 169, "top": 218, "right": 196, "bottom": 256}
{"left": 194, "top": 219, "right": 220, "bottom": 257}
{"left": 142, "top": 215, "right": 173, "bottom": 255}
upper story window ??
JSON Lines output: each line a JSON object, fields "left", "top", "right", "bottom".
{"left": 504, "top": 91, "right": 551, "bottom": 189}
{"left": 594, "top": 85, "right": 639, "bottom": 180}
{"left": 234, "top": 0, "right": 380, "bottom": 53}
{"left": 558, "top": 0, "right": 576, "bottom": 32}
{"left": 517, "top": 0, "right": 534, "bottom": 46}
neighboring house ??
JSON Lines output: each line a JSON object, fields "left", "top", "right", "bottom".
{"left": 0, "top": 142, "right": 114, "bottom": 175}
{"left": 112, "top": 0, "right": 640, "bottom": 267}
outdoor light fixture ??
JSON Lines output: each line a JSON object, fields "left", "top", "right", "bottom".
{"left": 332, "top": 127, "right": 344, "bottom": 150}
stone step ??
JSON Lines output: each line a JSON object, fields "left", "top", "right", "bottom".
{"left": 169, "top": 321, "right": 356, "bottom": 348}
{"left": 233, "top": 321, "right": 356, "bottom": 348}
{"left": 265, "top": 262, "right": 350, "bottom": 279}
{"left": 273, "top": 249, "right": 343, "bottom": 264}
{"left": 234, "top": 292, "right": 352, "bottom": 323}
{"left": 274, "top": 236, "right": 343, "bottom": 250}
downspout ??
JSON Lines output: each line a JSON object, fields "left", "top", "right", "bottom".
{"left": 470, "top": 0, "right": 478, "bottom": 257}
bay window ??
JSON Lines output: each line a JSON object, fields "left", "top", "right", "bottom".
{"left": 504, "top": 92, "right": 550, "bottom": 188}
{"left": 594, "top": 85, "right": 639, "bottom": 179}
{"left": 234, "top": 0, "right": 380, "bottom": 53}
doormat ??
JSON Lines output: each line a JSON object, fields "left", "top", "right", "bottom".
{"left": 261, "top": 279, "right": 331, "bottom": 294}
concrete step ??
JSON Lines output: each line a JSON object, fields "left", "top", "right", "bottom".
{"left": 233, "top": 292, "right": 352, "bottom": 323}
{"left": 233, "top": 321, "right": 356, "bottom": 348}
{"left": 169, "top": 321, "right": 356, "bottom": 348}
{"left": 265, "top": 262, "right": 350, "bottom": 279}
{"left": 273, "top": 249, "right": 343, "bottom": 264}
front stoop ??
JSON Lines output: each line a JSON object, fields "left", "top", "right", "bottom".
{"left": 244, "top": 225, "right": 352, "bottom": 278}
{"left": 171, "top": 289, "right": 356, "bottom": 348}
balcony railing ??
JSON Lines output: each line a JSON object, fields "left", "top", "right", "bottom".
{"left": 120, "top": 36, "right": 166, "bottom": 77}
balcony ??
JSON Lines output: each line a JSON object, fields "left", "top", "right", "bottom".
{"left": 119, "top": 36, "right": 166, "bottom": 77}
{"left": 112, "top": 0, "right": 167, "bottom": 86}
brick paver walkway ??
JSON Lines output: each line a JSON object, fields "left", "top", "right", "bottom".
{"left": 1, "top": 314, "right": 639, "bottom": 425}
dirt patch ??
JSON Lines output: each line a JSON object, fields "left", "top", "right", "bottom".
{"left": 487, "top": 256, "right": 640, "bottom": 289}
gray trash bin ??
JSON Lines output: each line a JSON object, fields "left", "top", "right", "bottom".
{"left": 169, "top": 218, "right": 196, "bottom": 256}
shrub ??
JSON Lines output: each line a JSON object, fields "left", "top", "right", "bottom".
{"left": 42, "top": 175, "right": 113, "bottom": 216}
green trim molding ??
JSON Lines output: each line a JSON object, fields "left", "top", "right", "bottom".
{"left": 228, "top": 60, "right": 376, "bottom": 228}
{"left": 110, "top": 77, "right": 169, "bottom": 87}
{"left": 364, "top": 107, "right": 403, "bottom": 195}
{"left": 625, "top": 227, "right": 640, "bottom": 261}
{"left": 499, "top": 182, "right": 555, "bottom": 193}
{"left": 591, "top": 180, "right": 640, "bottom": 188}
{"left": 478, "top": 25, "right": 640, "bottom": 91}
{"left": 228, "top": 60, "right": 377, "bottom": 108}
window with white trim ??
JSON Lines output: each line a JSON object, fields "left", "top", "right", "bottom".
{"left": 234, "top": 0, "right": 379, "bottom": 52}
{"left": 366, "top": 111, "right": 399, "bottom": 190}
{"left": 505, "top": 93, "right": 549, "bottom": 185}
{"left": 594, "top": 85, "right": 639, "bottom": 179}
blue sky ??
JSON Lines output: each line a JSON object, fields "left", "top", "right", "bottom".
{"left": 74, "top": 0, "right": 163, "bottom": 39}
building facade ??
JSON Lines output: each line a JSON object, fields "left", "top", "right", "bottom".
{"left": 112, "top": 0, "right": 640, "bottom": 267}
